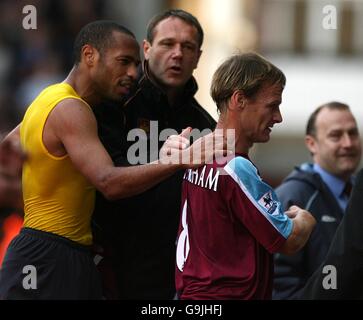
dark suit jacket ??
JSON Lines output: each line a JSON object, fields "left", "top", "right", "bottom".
{"left": 302, "top": 168, "right": 363, "bottom": 299}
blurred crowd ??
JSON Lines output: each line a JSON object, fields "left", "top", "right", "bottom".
{"left": 0, "top": 0, "right": 108, "bottom": 133}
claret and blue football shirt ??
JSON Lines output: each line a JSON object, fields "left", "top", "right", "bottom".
{"left": 176, "top": 154, "right": 293, "bottom": 300}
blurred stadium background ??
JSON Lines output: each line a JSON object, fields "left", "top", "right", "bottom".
{"left": 0, "top": 0, "right": 362, "bottom": 186}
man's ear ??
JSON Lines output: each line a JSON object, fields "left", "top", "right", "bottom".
{"left": 230, "top": 90, "right": 246, "bottom": 111}
{"left": 82, "top": 44, "right": 98, "bottom": 66}
{"left": 305, "top": 135, "right": 317, "bottom": 155}
{"left": 143, "top": 40, "right": 151, "bottom": 60}
{"left": 194, "top": 49, "right": 202, "bottom": 69}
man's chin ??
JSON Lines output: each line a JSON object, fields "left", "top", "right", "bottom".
{"left": 335, "top": 162, "right": 359, "bottom": 176}
{"left": 339, "top": 164, "right": 359, "bottom": 175}
{"left": 257, "top": 135, "right": 270, "bottom": 143}
{"left": 164, "top": 77, "right": 188, "bottom": 88}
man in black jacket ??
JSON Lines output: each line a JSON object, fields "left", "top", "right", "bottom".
{"left": 273, "top": 102, "right": 361, "bottom": 299}
{"left": 302, "top": 168, "right": 363, "bottom": 299}
{"left": 92, "top": 9, "right": 216, "bottom": 299}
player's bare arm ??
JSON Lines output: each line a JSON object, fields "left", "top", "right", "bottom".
{"left": 50, "top": 99, "right": 226, "bottom": 200}
{"left": 279, "top": 205, "right": 316, "bottom": 255}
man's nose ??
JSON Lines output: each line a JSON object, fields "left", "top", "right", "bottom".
{"left": 274, "top": 109, "right": 283, "bottom": 123}
{"left": 171, "top": 44, "right": 183, "bottom": 58}
{"left": 341, "top": 133, "right": 354, "bottom": 148}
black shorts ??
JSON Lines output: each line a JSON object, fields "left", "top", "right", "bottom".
{"left": 0, "top": 227, "right": 102, "bottom": 300}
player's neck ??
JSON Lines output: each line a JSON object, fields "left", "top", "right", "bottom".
{"left": 216, "top": 118, "right": 251, "bottom": 155}
{"left": 64, "top": 66, "right": 101, "bottom": 106}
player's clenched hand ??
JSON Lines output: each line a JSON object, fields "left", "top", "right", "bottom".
{"left": 160, "top": 127, "right": 191, "bottom": 159}
{"left": 182, "top": 130, "right": 230, "bottom": 168}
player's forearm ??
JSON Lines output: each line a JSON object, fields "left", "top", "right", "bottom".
{"left": 98, "top": 161, "right": 186, "bottom": 200}
{"left": 279, "top": 212, "right": 316, "bottom": 255}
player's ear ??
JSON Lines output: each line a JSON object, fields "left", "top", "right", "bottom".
{"left": 82, "top": 44, "right": 99, "bottom": 66}
{"left": 230, "top": 90, "right": 246, "bottom": 111}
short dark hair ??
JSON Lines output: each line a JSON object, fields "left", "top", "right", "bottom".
{"left": 306, "top": 102, "right": 351, "bottom": 136}
{"left": 210, "top": 53, "right": 286, "bottom": 113}
{"left": 73, "top": 20, "right": 135, "bottom": 65}
{"left": 146, "top": 9, "right": 204, "bottom": 48}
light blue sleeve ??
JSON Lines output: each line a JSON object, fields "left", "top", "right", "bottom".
{"left": 224, "top": 156, "right": 293, "bottom": 239}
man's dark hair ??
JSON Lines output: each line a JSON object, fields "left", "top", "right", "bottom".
{"left": 146, "top": 9, "right": 204, "bottom": 48}
{"left": 306, "top": 102, "right": 351, "bottom": 137}
{"left": 73, "top": 20, "right": 135, "bottom": 65}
